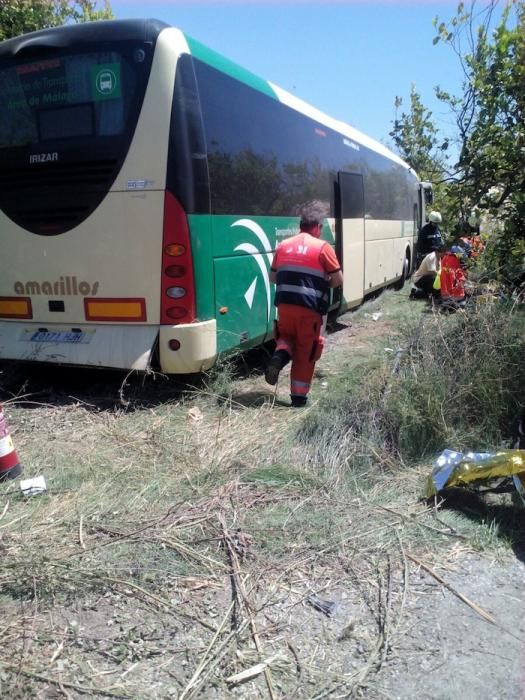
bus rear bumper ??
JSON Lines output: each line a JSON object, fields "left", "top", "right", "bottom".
{"left": 0, "top": 322, "right": 158, "bottom": 370}
{"left": 159, "top": 320, "right": 217, "bottom": 374}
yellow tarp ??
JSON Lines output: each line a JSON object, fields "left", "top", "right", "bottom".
{"left": 426, "top": 449, "right": 525, "bottom": 502}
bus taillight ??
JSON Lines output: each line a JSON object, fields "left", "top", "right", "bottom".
{"left": 166, "top": 307, "right": 187, "bottom": 320}
{"left": 0, "top": 297, "right": 33, "bottom": 319}
{"left": 164, "top": 244, "right": 186, "bottom": 257}
{"left": 161, "top": 193, "right": 196, "bottom": 325}
{"left": 166, "top": 287, "right": 186, "bottom": 299}
{"left": 164, "top": 264, "right": 185, "bottom": 278}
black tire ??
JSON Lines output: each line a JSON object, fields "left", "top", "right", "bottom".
{"left": 394, "top": 253, "right": 410, "bottom": 290}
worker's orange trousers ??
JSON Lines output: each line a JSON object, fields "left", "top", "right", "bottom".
{"left": 274, "top": 304, "right": 325, "bottom": 398}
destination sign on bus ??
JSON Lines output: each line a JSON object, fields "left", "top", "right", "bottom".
{"left": 1, "top": 52, "right": 127, "bottom": 147}
{"left": 16, "top": 59, "right": 61, "bottom": 75}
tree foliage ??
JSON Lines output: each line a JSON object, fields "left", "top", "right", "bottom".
{"left": 389, "top": 87, "right": 456, "bottom": 229}
{"left": 391, "top": 1, "right": 525, "bottom": 285}
{"left": 389, "top": 86, "right": 448, "bottom": 181}
{"left": 0, "top": 0, "right": 113, "bottom": 41}
{"left": 435, "top": 0, "right": 524, "bottom": 284}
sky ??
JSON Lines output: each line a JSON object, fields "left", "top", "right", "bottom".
{"left": 111, "top": 0, "right": 468, "bottom": 153}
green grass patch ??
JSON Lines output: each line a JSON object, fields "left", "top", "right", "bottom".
{"left": 241, "top": 463, "right": 322, "bottom": 489}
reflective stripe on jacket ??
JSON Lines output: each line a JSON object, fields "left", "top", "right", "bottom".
{"left": 273, "top": 234, "right": 331, "bottom": 315}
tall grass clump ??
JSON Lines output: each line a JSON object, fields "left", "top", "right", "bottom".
{"left": 299, "top": 303, "right": 525, "bottom": 478}
{"left": 297, "top": 358, "right": 393, "bottom": 481}
{"left": 386, "top": 303, "right": 525, "bottom": 459}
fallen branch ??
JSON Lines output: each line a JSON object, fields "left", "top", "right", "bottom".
{"left": 220, "top": 515, "right": 277, "bottom": 700}
{"left": 225, "top": 654, "right": 285, "bottom": 686}
{"left": 100, "top": 576, "right": 218, "bottom": 632}
{"left": 1, "top": 665, "right": 132, "bottom": 698}
{"left": 406, "top": 553, "right": 496, "bottom": 625}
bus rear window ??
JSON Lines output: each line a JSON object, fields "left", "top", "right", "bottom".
{"left": 39, "top": 104, "right": 95, "bottom": 140}
{"left": 0, "top": 51, "right": 139, "bottom": 148}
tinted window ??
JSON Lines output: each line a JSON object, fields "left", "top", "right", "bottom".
{"left": 0, "top": 41, "right": 155, "bottom": 235}
{"left": 168, "top": 54, "right": 210, "bottom": 214}
{"left": 194, "top": 58, "right": 335, "bottom": 217}
{"left": 0, "top": 51, "right": 138, "bottom": 148}
{"left": 339, "top": 172, "right": 364, "bottom": 219}
{"left": 193, "top": 58, "right": 414, "bottom": 220}
{"left": 39, "top": 103, "right": 95, "bottom": 140}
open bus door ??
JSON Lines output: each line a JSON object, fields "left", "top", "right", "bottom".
{"left": 418, "top": 181, "right": 433, "bottom": 228}
{"left": 331, "top": 171, "right": 365, "bottom": 313}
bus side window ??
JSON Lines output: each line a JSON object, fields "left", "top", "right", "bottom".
{"left": 168, "top": 55, "right": 210, "bottom": 214}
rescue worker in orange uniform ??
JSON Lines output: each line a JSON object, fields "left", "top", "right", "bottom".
{"left": 265, "top": 204, "right": 343, "bottom": 407}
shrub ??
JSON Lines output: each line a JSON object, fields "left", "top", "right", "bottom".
{"left": 299, "top": 303, "right": 525, "bottom": 475}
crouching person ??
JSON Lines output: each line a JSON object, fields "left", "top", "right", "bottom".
{"left": 409, "top": 245, "right": 446, "bottom": 300}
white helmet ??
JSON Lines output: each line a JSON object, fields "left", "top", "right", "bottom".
{"left": 429, "top": 211, "right": 442, "bottom": 224}
{"left": 468, "top": 212, "right": 480, "bottom": 228}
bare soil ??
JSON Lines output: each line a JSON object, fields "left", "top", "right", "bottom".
{"left": 1, "top": 296, "right": 524, "bottom": 699}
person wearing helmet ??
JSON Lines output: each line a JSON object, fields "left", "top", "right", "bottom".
{"left": 416, "top": 211, "right": 444, "bottom": 266}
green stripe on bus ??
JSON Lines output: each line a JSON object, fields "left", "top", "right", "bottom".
{"left": 187, "top": 214, "right": 338, "bottom": 353}
{"left": 185, "top": 35, "right": 278, "bottom": 100}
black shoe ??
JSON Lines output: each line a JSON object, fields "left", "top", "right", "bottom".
{"left": 265, "top": 350, "right": 290, "bottom": 386}
{"left": 290, "top": 395, "right": 308, "bottom": 408}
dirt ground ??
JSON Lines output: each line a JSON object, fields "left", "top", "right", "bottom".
{"left": 1, "top": 297, "right": 524, "bottom": 699}
{"left": 239, "top": 308, "right": 525, "bottom": 700}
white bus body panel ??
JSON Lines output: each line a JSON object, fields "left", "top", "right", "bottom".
{"left": 0, "top": 190, "right": 165, "bottom": 327}
{"left": 0, "top": 29, "right": 193, "bottom": 372}
{"left": 364, "top": 219, "right": 414, "bottom": 291}
{"left": 159, "top": 320, "right": 217, "bottom": 374}
{"left": 341, "top": 218, "right": 365, "bottom": 308}
{"left": 0, "top": 322, "right": 158, "bottom": 370}
{"left": 111, "top": 28, "right": 189, "bottom": 194}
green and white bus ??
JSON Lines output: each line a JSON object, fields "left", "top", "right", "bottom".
{"left": 0, "top": 19, "right": 432, "bottom": 374}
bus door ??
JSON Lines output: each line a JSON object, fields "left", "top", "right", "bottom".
{"left": 335, "top": 171, "right": 365, "bottom": 309}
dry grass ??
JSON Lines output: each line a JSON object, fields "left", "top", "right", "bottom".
{"left": 1, "top": 291, "right": 523, "bottom": 698}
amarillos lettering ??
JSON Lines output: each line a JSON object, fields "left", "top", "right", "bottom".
{"left": 14, "top": 277, "right": 100, "bottom": 296}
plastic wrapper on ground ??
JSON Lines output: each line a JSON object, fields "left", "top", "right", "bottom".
{"left": 425, "top": 449, "right": 525, "bottom": 501}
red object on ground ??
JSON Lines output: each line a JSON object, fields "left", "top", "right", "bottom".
{"left": 440, "top": 253, "right": 466, "bottom": 301}
{"left": 0, "top": 405, "right": 22, "bottom": 481}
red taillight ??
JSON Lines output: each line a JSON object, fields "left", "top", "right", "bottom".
{"left": 165, "top": 264, "right": 186, "bottom": 278}
{"left": 161, "top": 192, "right": 196, "bottom": 325}
{"left": 166, "top": 307, "right": 187, "bottom": 320}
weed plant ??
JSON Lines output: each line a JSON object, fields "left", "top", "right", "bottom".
{"left": 299, "top": 303, "right": 525, "bottom": 476}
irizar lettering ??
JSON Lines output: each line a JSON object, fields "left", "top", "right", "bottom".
{"left": 29, "top": 152, "right": 59, "bottom": 164}
{"left": 14, "top": 277, "right": 99, "bottom": 296}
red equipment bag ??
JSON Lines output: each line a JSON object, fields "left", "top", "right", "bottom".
{"left": 440, "top": 253, "right": 466, "bottom": 300}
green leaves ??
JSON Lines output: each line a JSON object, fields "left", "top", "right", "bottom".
{"left": 394, "top": 1, "right": 525, "bottom": 285}
{"left": 0, "top": 0, "right": 113, "bottom": 41}
{"left": 435, "top": 0, "right": 525, "bottom": 283}
{"left": 389, "top": 85, "right": 445, "bottom": 181}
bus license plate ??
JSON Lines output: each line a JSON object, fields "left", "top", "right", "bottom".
{"left": 29, "top": 330, "right": 87, "bottom": 344}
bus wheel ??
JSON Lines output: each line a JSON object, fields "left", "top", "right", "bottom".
{"left": 394, "top": 253, "right": 410, "bottom": 290}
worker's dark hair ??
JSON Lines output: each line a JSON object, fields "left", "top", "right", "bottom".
{"left": 299, "top": 201, "right": 327, "bottom": 229}
{"left": 433, "top": 243, "right": 447, "bottom": 253}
